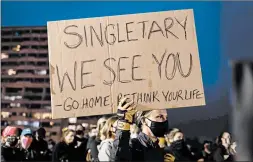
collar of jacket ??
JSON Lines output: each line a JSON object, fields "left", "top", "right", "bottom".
{"left": 137, "top": 132, "right": 159, "bottom": 148}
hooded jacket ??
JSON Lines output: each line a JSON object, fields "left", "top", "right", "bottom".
{"left": 112, "top": 131, "right": 164, "bottom": 161}
{"left": 98, "top": 138, "right": 114, "bottom": 161}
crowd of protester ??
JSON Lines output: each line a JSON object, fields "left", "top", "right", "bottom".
{"left": 1, "top": 98, "right": 237, "bottom": 162}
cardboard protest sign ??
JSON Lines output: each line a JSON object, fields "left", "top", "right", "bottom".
{"left": 47, "top": 9, "right": 205, "bottom": 119}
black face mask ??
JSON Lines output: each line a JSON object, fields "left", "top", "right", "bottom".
{"left": 76, "top": 130, "right": 84, "bottom": 136}
{"left": 171, "top": 139, "right": 185, "bottom": 150}
{"left": 6, "top": 136, "right": 18, "bottom": 147}
{"left": 146, "top": 118, "right": 168, "bottom": 137}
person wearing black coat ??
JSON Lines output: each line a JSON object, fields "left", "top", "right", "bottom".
{"left": 164, "top": 129, "right": 195, "bottom": 161}
{"left": 111, "top": 97, "right": 169, "bottom": 162}
{"left": 1, "top": 126, "right": 23, "bottom": 162}
{"left": 52, "top": 128, "right": 76, "bottom": 162}
{"left": 72, "top": 125, "right": 88, "bottom": 162}
{"left": 19, "top": 128, "right": 38, "bottom": 162}
{"left": 213, "top": 132, "right": 235, "bottom": 162}
{"left": 32, "top": 127, "right": 50, "bottom": 161}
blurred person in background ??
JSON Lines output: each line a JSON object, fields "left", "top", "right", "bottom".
{"left": 73, "top": 124, "right": 88, "bottom": 162}
{"left": 130, "top": 124, "right": 140, "bottom": 139}
{"left": 1, "top": 126, "right": 23, "bottom": 162}
{"left": 164, "top": 128, "right": 195, "bottom": 161}
{"left": 48, "top": 139, "right": 56, "bottom": 152}
{"left": 20, "top": 128, "right": 38, "bottom": 161}
{"left": 112, "top": 98, "right": 169, "bottom": 161}
{"left": 52, "top": 128, "right": 75, "bottom": 162}
{"left": 98, "top": 116, "right": 118, "bottom": 161}
{"left": 16, "top": 128, "right": 23, "bottom": 149}
{"left": 213, "top": 132, "right": 236, "bottom": 161}
{"left": 202, "top": 140, "right": 214, "bottom": 161}
{"left": 165, "top": 128, "right": 180, "bottom": 147}
{"left": 32, "top": 127, "right": 50, "bottom": 161}
{"left": 48, "top": 139, "right": 56, "bottom": 161}
{"left": 86, "top": 116, "right": 108, "bottom": 162}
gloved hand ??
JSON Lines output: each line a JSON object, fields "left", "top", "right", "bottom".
{"left": 117, "top": 97, "right": 137, "bottom": 131}
{"left": 164, "top": 153, "right": 175, "bottom": 162}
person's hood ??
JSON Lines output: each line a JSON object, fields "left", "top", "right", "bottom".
{"left": 137, "top": 132, "right": 159, "bottom": 148}
{"left": 97, "top": 138, "right": 113, "bottom": 151}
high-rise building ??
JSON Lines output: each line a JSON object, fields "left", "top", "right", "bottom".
{"left": 1, "top": 26, "right": 109, "bottom": 141}
{"left": 1, "top": 26, "right": 64, "bottom": 141}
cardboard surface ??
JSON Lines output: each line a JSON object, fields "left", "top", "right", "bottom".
{"left": 47, "top": 9, "right": 205, "bottom": 119}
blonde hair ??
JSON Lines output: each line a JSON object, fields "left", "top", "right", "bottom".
{"left": 61, "top": 127, "right": 74, "bottom": 142}
{"left": 96, "top": 116, "right": 108, "bottom": 140}
{"left": 101, "top": 116, "right": 118, "bottom": 139}
{"left": 135, "top": 110, "right": 152, "bottom": 128}
{"left": 165, "top": 128, "right": 181, "bottom": 144}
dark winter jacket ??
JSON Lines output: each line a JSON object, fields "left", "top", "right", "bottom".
{"left": 52, "top": 141, "right": 75, "bottom": 162}
{"left": 213, "top": 145, "right": 234, "bottom": 162}
{"left": 31, "top": 138, "right": 50, "bottom": 161}
{"left": 86, "top": 136, "right": 101, "bottom": 162}
{"left": 1, "top": 145, "right": 23, "bottom": 162}
{"left": 112, "top": 131, "right": 164, "bottom": 162}
{"left": 20, "top": 147, "right": 38, "bottom": 162}
{"left": 164, "top": 141, "right": 195, "bottom": 161}
{"left": 72, "top": 136, "right": 88, "bottom": 161}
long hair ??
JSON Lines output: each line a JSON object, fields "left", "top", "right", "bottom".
{"left": 101, "top": 116, "right": 118, "bottom": 139}
{"left": 96, "top": 116, "right": 108, "bottom": 140}
{"left": 165, "top": 128, "right": 181, "bottom": 144}
{"left": 135, "top": 110, "right": 152, "bottom": 129}
{"left": 61, "top": 127, "right": 74, "bottom": 143}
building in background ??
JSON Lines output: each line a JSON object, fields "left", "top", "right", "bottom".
{"left": 1, "top": 26, "right": 62, "bottom": 141}
{"left": 1, "top": 26, "right": 109, "bottom": 141}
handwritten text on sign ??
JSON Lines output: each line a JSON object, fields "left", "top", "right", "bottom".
{"left": 47, "top": 9, "right": 205, "bottom": 119}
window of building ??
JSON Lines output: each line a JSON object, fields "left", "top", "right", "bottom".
{"left": 1, "top": 53, "right": 9, "bottom": 59}
{"left": 28, "top": 53, "right": 36, "bottom": 57}
{"left": 37, "top": 62, "right": 47, "bottom": 66}
{"left": 35, "top": 70, "right": 47, "bottom": 75}
{"left": 41, "top": 122, "right": 50, "bottom": 127}
{"left": 1, "top": 112, "right": 10, "bottom": 119}
{"left": 27, "top": 62, "right": 35, "bottom": 66}
{"left": 23, "top": 38, "right": 30, "bottom": 41}
{"left": 50, "top": 132, "right": 57, "bottom": 136}
{"left": 31, "top": 121, "right": 40, "bottom": 128}
{"left": 10, "top": 103, "right": 21, "bottom": 108}
{"left": 6, "top": 88, "right": 22, "bottom": 93}
{"left": 44, "top": 95, "right": 51, "bottom": 101}
{"left": 38, "top": 54, "right": 47, "bottom": 58}
{"left": 24, "top": 95, "right": 42, "bottom": 100}
{"left": 42, "top": 113, "right": 51, "bottom": 119}
{"left": 31, "top": 46, "right": 39, "bottom": 50}
{"left": 30, "top": 104, "right": 41, "bottom": 108}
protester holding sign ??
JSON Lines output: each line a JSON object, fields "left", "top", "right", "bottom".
{"left": 111, "top": 97, "right": 168, "bottom": 161}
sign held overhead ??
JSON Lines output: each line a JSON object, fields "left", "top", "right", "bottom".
{"left": 47, "top": 9, "right": 205, "bottom": 119}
